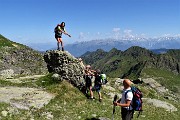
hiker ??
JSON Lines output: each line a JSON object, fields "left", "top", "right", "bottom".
{"left": 84, "top": 65, "right": 95, "bottom": 99}
{"left": 92, "top": 69, "right": 103, "bottom": 102}
{"left": 78, "top": 58, "right": 85, "bottom": 70}
{"left": 113, "top": 79, "right": 134, "bottom": 120}
{"left": 54, "top": 22, "right": 71, "bottom": 51}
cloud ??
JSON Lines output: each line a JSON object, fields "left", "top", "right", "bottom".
{"left": 162, "top": 34, "right": 171, "bottom": 37}
{"left": 113, "top": 28, "right": 120, "bottom": 32}
{"left": 123, "top": 29, "right": 134, "bottom": 38}
{"left": 112, "top": 28, "right": 121, "bottom": 39}
{"left": 78, "top": 32, "right": 85, "bottom": 39}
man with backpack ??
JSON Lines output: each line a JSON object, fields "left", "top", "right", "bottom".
{"left": 92, "top": 69, "right": 103, "bottom": 102}
{"left": 54, "top": 22, "right": 71, "bottom": 51}
{"left": 113, "top": 79, "right": 134, "bottom": 120}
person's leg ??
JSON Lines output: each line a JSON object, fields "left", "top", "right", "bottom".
{"left": 97, "top": 87, "right": 102, "bottom": 101}
{"left": 121, "top": 108, "right": 133, "bottom": 120}
{"left": 90, "top": 86, "right": 94, "bottom": 99}
{"left": 128, "top": 110, "right": 134, "bottom": 120}
{"left": 57, "top": 38, "right": 62, "bottom": 50}
{"left": 123, "top": 110, "right": 134, "bottom": 120}
{"left": 56, "top": 38, "right": 60, "bottom": 50}
{"left": 59, "top": 38, "right": 64, "bottom": 51}
{"left": 98, "top": 91, "right": 102, "bottom": 102}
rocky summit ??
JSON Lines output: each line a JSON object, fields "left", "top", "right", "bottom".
{"left": 44, "top": 50, "right": 85, "bottom": 88}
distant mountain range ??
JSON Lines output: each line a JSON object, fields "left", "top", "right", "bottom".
{"left": 27, "top": 36, "right": 180, "bottom": 57}
{"left": 64, "top": 36, "right": 180, "bottom": 57}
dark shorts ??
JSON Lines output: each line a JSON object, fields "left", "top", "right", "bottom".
{"left": 55, "top": 34, "right": 62, "bottom": 39}
{"left": 92, "top": 85, "right": 101, "bottom": 92}
{"left": 85, "top": 76, "right": 92, "bottom": 88}
{"left": 121, "top": 107, "right": 134, "bottom": 120}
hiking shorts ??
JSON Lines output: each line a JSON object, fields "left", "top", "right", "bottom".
{"left": 121, "top": 107, "right": 134, "bottom": 120}
{"left": 55, "top": 34, "right": 62, "bottom": 39}
{"left": 85, "top": 76, "right": 92, "bottom": 88}
{"left": 92, "top": 85, "right": 101, "bottom": 92}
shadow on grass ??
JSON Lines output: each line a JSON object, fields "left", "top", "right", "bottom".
{"left": 85, "top": 118, "right": 100, "bottom": 120}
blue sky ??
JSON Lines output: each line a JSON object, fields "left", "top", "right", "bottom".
{"left": 0, "top": 0, "right": 180, "bottom": 45}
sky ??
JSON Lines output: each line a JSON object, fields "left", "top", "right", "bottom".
{"left": 0, "top": 0, "right": 180, "bottom": 45}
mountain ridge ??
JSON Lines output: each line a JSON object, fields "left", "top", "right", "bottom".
{"left": 80, "top": 46, "right": 180, "bottom": 78}
{"left": 64, "top": 37, "right": 180, "bottom": 56}
{"left": 0, "top": 34, "right": 48, "bottom": 78}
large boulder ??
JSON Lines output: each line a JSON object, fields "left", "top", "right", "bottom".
{"left": 44, "top": 50, "right": 85, "bottom": 88}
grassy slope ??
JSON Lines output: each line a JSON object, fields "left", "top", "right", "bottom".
{"left": 0, "top": 74, "right": 179, "bottom": 120}
{"left": 0, "top": 34, "right": 23, "bottom": 48}
{"left": 141, "top": 68, "right": 180, "bottom": 94}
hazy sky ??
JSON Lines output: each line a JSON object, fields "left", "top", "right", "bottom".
{"left": 0, "top": 0, "right": 180, "bottom": 45}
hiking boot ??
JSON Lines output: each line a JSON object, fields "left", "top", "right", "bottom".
{"left": 99, "top": 98, "right": 102, "bottom": 102}
{"left": 90, "top": 97, "right": 95, "bottom": 100}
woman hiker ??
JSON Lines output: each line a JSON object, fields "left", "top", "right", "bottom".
{"left": 54, "top": 22, "right": 71, "bottom": 51}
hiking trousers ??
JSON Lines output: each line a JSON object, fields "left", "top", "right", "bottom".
{"left": 121, "top": 107, "right": 134, "bottom": 120}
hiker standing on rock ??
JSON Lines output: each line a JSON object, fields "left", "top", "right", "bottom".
{"left": 114, "top": 79, "right": 134, "bottom": 120}
{"left": 54, "top": 22, "right": 71, "bottom": 51}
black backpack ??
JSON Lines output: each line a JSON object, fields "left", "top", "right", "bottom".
{"left": 54, "top": 26, "right": 59, "bottom": 34}
{"left": 125, "top": 86, "right": 143, "bottom": 117}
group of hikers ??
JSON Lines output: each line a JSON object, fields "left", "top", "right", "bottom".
{"left": 54, "top": 22, "right": 142, "bottom": 120}
{"left": 82, "top": 63, "right": 140, "bottom": 120}
{"left": 84, "top": 64, "right": 106, "bottom": 102}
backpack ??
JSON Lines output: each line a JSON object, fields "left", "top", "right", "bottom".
{"left": 125, "top": 86, "right": 143, "bottom": 117}
{"left": 100, "top": 74, "right": 108, "bottom": 85}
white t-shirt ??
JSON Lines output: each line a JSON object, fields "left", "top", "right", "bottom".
{"left": 120, "top": 87, "right": 133, "bottom": 110}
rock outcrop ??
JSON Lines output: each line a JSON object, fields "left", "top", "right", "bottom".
{"left": 44, "top": 50, "right": 85, "bottom": 88}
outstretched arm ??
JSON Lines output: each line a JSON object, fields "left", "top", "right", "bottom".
{"left": 60, "top": 29, "right": 71, "bottom": 37}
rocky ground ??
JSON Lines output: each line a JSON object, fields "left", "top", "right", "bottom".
{"left": 0, "top": 75, "right": 55, "bottom": 109}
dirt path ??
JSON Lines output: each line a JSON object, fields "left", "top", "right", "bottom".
{"left": 4, "top": 75, "right": 45, "bottom": 83}
{"left": 0, "top": 75, "right": 55, "bottom": 110}
{"left": 0, "top": 87, "right": 55, "bottom": 110}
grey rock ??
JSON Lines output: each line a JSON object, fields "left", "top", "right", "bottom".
{"left": 98, "top": 117, "right": 111, "bottom": 120}
{"left": 0, "top": 87, "right": 55, "bottom": 110}
{"left": 0, "top": 69, "right": 14, "bottom": 79}
{"left": 146, "top": 98, "right": 177, "bottom": 112}
{"left": 44, "top": 50, "right": 85, "bottom": 88}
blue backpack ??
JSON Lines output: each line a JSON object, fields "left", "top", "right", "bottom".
{"left": 125, "top": 86, "right": 143, "bottom": 117}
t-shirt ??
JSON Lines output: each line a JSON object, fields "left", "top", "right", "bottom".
{"left": 55, "top": 26, "right": 66, "bottom": 36}
{"left": 120, "top": 87, "right": 133, "bottom": 110}
{"left": 94, "top": 75, "right": 102, "bottom": 86}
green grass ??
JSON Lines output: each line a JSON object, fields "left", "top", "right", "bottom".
{"left": 0, "top": 74, "right": 179, "bottom": 120}
{"left": 142, "top": 68, "right": 180, "bottom": 93}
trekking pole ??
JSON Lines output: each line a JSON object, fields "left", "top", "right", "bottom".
{"left": 112, "top": 95, "right": 117, "bottom": 120}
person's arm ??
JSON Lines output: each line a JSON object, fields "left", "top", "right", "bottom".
{"left": 63, "top": 31, "right": 71, "bottom": 37}
{"left": 114, "top": 91, "right": 133, "bottom": 107}
{"left": 59, "top": 27, "right": 71, "bottom": 37}
{"left": 114, "top": 100, "right": 131, "bottom": 107}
